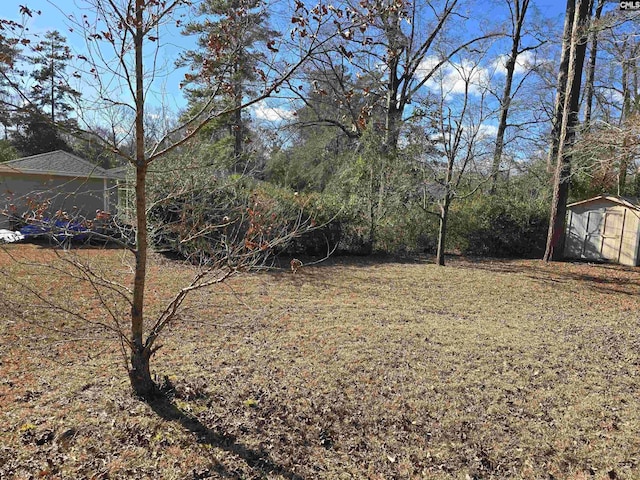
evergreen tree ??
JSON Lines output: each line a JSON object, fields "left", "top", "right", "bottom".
{"left": 11, "top": 108, "right": 71, "bottom": 156}
{"left": 0, "top": 42, "right": 21, "bottom": 139}
{"left": 28, "top": 30, "right": 80, "bottom": 124}
{"left": 9, "top": 31, "right": 79, "bottom": 156}
{"left": 0, "top": 139, "right": 18, "bottom": 162}
{"left": 180, "top": 0, "right": 277, "bottom": 172}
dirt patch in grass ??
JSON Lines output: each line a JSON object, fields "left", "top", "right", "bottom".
{"left": 1, "top": 244, "right": 640, "bottom": 479}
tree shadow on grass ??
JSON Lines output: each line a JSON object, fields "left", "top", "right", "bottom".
{"left": 147, "top": 392, "right": 304, "bottom": 480}
{"left": 454, "top": 257, "right": 640, "bottom": 296}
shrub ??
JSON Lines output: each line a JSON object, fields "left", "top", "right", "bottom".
{"left": 147, "top": 176, "right": 338, "bottom": 261}
{"left": 450, "top": 194, "right": 549, "bottom": 258}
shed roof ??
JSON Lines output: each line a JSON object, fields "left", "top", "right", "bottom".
{"left": 567, "top": 194, "right": 640, "bottom": 212}
{"left": 0, "top": 150, "right": 120, "bottom": 179}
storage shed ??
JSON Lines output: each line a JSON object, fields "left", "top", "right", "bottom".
{"left": 564, "top": 195, "right": 640, "bottom": 266}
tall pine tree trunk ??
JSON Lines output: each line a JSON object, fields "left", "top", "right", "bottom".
{"left": 582, "top": 0, "right": 603, "bottom": 132}
{"left": 544, "top": 0, "right": 592, "bottom": 262}
{"left": 546, "top": 0, "right": 575, "bottom": 173}
{"left": 232, "top": 60, "right": 244, "bottom": 174}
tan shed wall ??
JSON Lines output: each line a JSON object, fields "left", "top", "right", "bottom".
{"left": 565, "top": 199, "right": 640, "bottom": 266}
{"left": 613, "top": 205, "right": 640, "bottom": 266}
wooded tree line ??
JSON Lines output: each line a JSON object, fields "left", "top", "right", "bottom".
{"left": 1, "top": 0, "right": 636, "bottom": 260}
{"left": 0, "top": 0, "right": 637, "bottom": 396}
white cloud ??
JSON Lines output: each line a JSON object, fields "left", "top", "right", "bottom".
{"left": 598, "top": 87, "right": 624, "bottom": 106}
{"left": 477, "top": 123, "right": 499, "bottom": 139}
{"left": 415, "top": 56, "right": 442, "bottom": 80}
{"left": 252, "top": 103, "right": 295, "bottom": 122}
{"left": 416, "top": 56, "right": 491, "bottom": 97}
{"left": 492, "top": 50, "right": 537, "bottom": 76}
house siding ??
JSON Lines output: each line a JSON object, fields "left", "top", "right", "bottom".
{"left": 0, "top": 172, "right": 118, "bottom": 229}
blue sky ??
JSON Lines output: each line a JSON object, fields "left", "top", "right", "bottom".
{"left": 2, "top": 0, "right": 569, "bottom": 31}
{"left": 0, "top": 0, "right": 570, "bottom": 119}
{"left": 2, "top": 0, "right": 197, "bottom": 114}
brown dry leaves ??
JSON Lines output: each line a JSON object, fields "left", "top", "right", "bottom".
{"left": 1, "top": 246, "right": 640, "bottom": 478}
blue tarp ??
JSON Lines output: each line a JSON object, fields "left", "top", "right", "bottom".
{"left": 20, "top": 219, "right": 90, "bottom": 242}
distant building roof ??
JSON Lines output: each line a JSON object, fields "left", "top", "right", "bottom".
{"left": 419, "top": 182, "right": 449, "bottom": 201}
{"left": 0, "top": 150, "right": 120, "bottom": 179}
{"left": 567, "top": 194, "right": 640, "bottom": 211}
{"left": 106, "top": 165, "right": 128, "bottom": 180}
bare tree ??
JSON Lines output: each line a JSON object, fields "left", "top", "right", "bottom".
{"left": 489, "top": 0, "right": 541, "bottom": 193}
{"left": 418, "top": 56, "right": 494, "bottom": 265}
{"left": 571, "top": 114, "right": 640, "bottom": 195}
{"left": 286, "top": 0, "right": 500, "bottom": 155}
{"left": 579, "top": 5, "right": 640, "bottom": 194}
{"left": 1, "top": 0, "right": 342, "bottom": 398}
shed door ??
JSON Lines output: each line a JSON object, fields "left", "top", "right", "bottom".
{"left": 582, "top": 211, "right": 604, "bottom": 259}
{"left": 601, "top": 210, "right": 625, "bottom": 262}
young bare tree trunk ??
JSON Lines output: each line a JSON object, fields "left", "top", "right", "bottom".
{"left": 435, "top": 194, "right": 451, "bottom": 266}
{"left": 544, "top": 0, "right": 592, "bottom": 262}
{"left": 489, "top": 0, "right": 530, "bottom": 194}
{"left": 2, "top": 0, "right": 342, "bottom": 401}
{"left": 129, "top": 0, "right": 155, "bottom": 397}
{"left": 232, "top": 61, "right": 244, "bottom": 174}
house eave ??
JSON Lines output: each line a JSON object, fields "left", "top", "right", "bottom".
{"left": 0, "top": 166, "right": 116, "bottom": 180}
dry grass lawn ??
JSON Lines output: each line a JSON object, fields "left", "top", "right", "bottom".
{"left": 1, "top": 244, "right": 640, "bottom": 479}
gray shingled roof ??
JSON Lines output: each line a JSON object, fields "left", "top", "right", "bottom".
{"left": 0, "top": 150, "right": 119, "bottom": 179}
{"left": 106, "top": 165, "right": 128, "bottom": 180}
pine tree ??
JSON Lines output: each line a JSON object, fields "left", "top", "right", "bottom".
{"left": 11, "top": 31, "right": 79, "bottom": 156}
{"left": 0, "top": 42, "right": 21, "bottom": 139}
{"left": 180, "top": 0, "right": 277, "bottom": 172}
{"left": 28, "top": 30, "right": 80, "bottom": 124}
{"left": 12, "top": 109, "right": 71, "bottom": 156}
